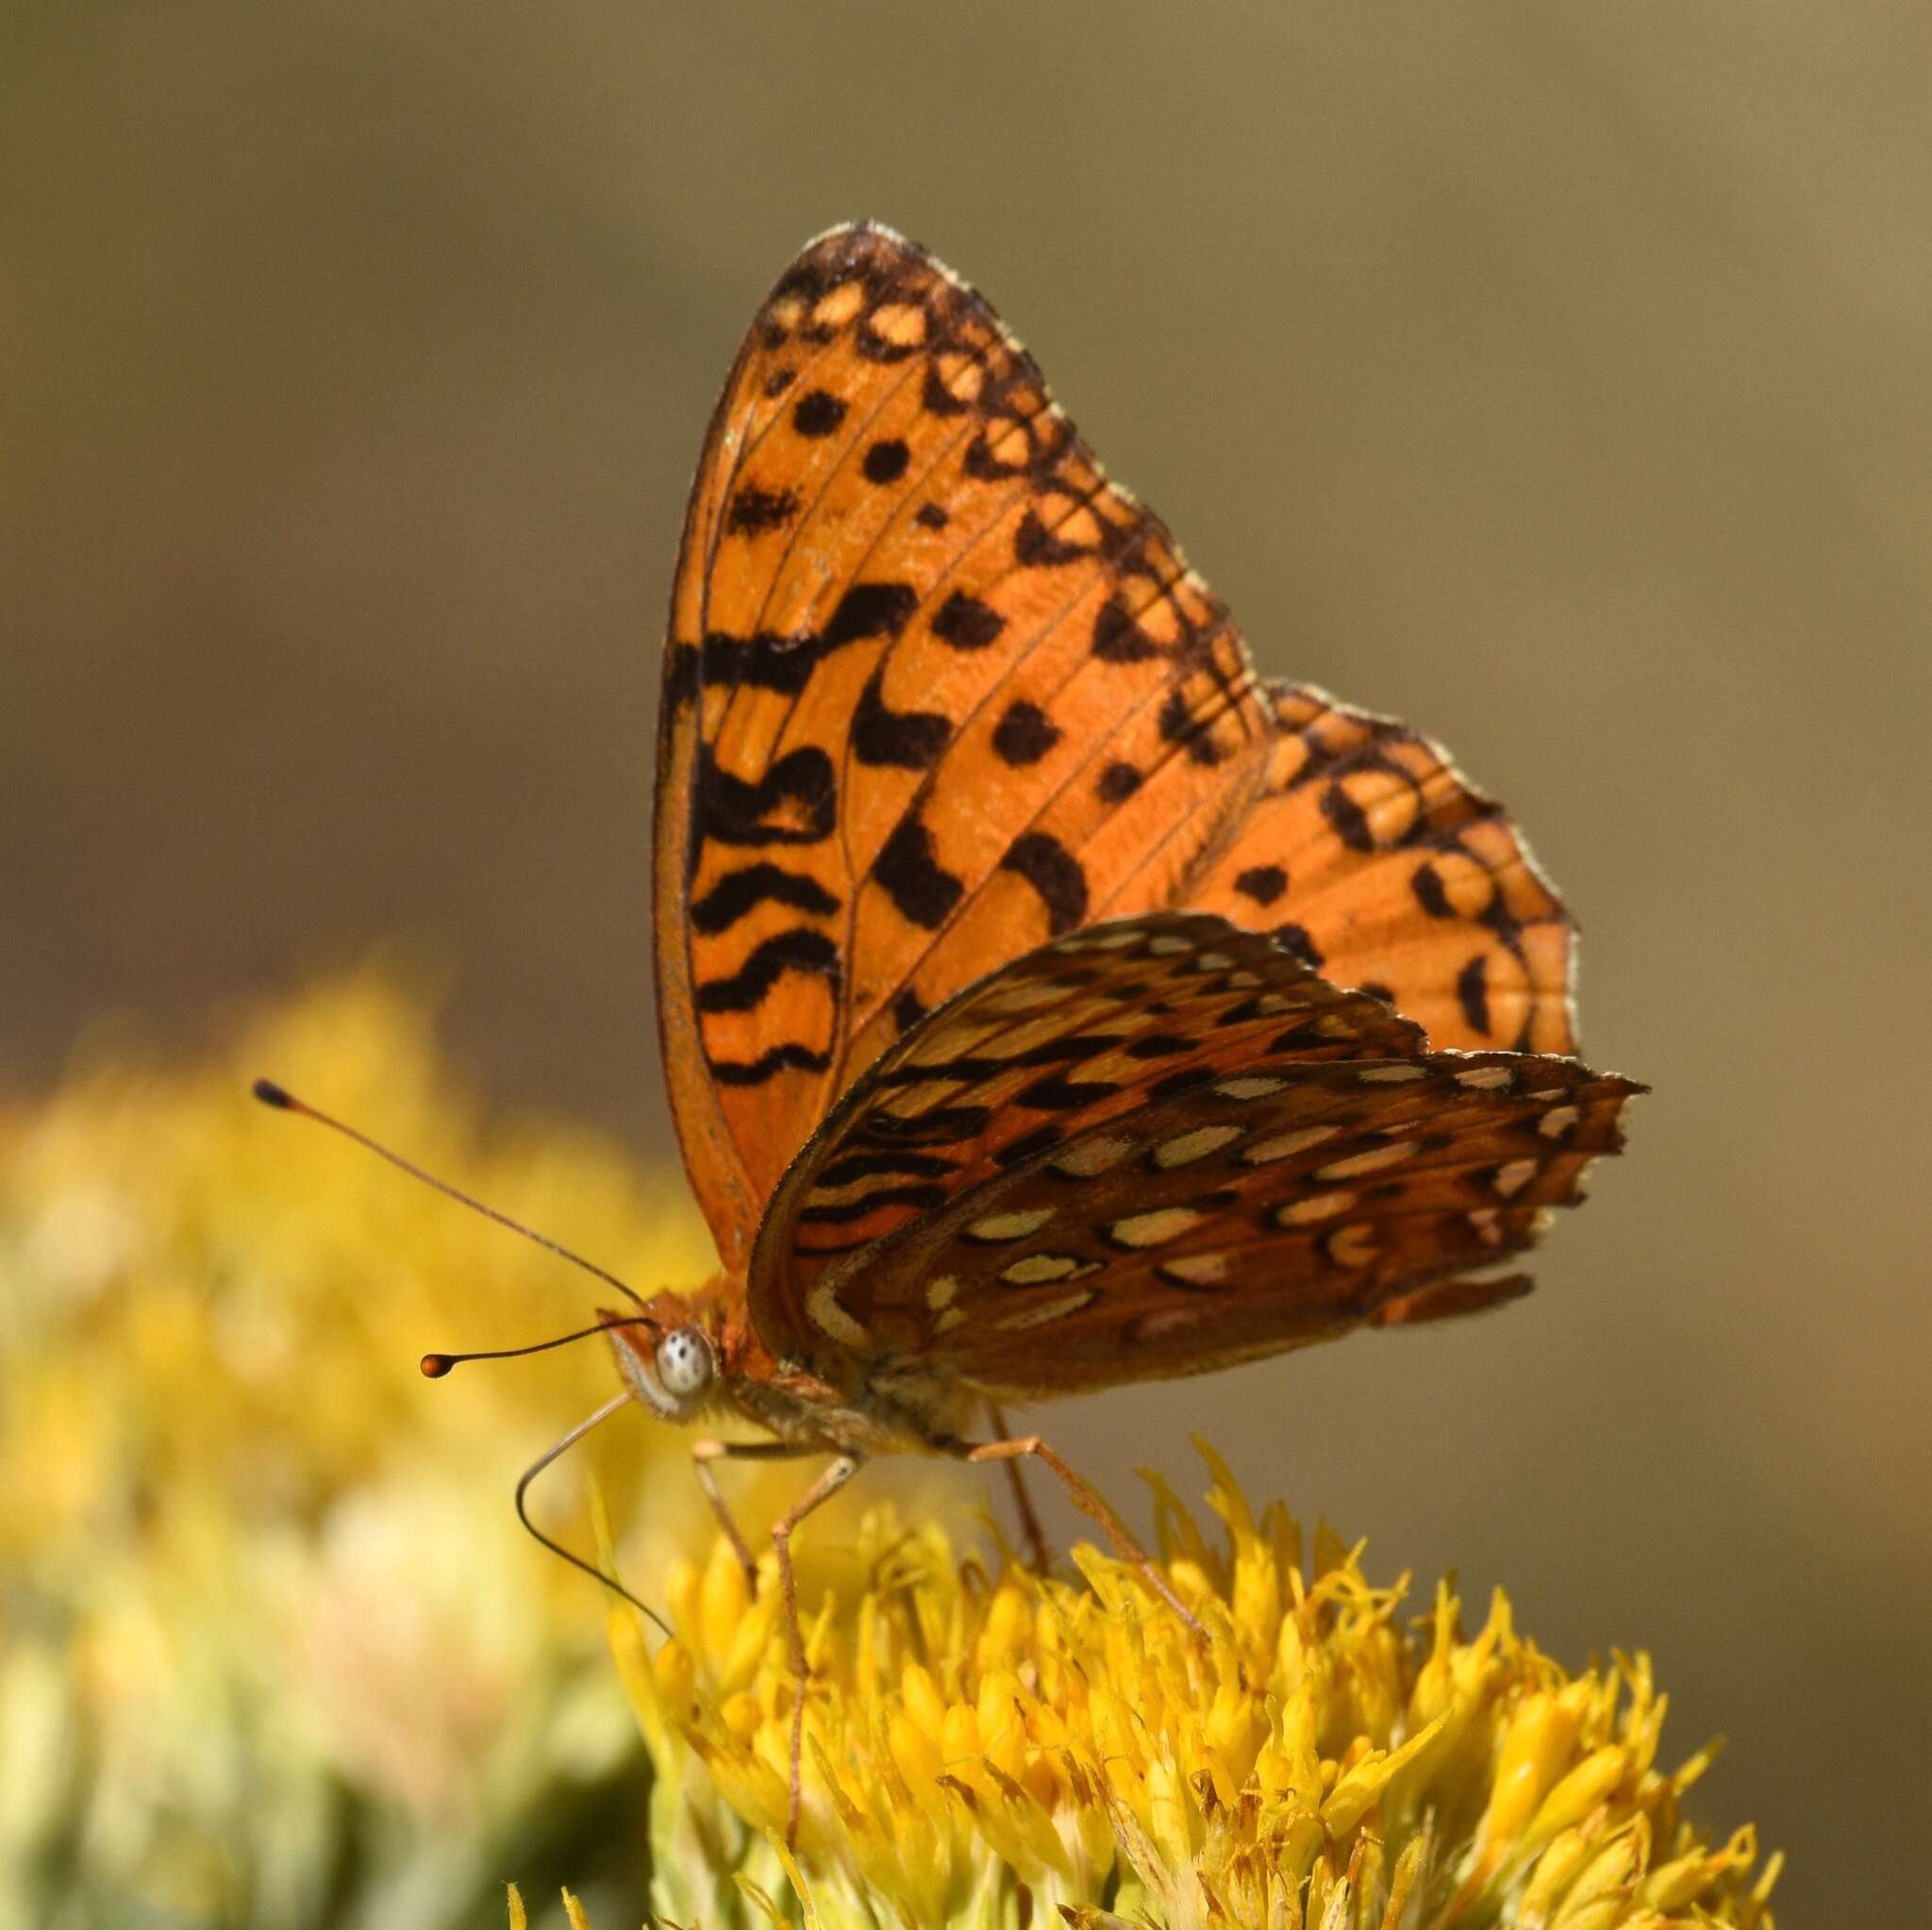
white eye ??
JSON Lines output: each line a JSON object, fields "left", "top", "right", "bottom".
{"left": 654, "top": 1327, "right": 712, "bottom": 1400}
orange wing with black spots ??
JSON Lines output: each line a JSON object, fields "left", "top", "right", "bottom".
{"left": 746, "top": 914, "right": 1634, "bottom": 1403}
{"left": 657, "top": 224, "right": 1576, "bottom": 1270}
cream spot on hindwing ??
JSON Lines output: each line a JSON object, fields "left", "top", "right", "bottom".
{"left": 1153, "top": 1124, "right": 1242, "bottom": 1168}
{"left": 1243, "top": 1125, "right": 1339, "bottom": 1166}
{"left": 1108, "top": 1206, "right": 1204, "bottom": 1247}
{"left": 1325, "top": 1223, "right": 1378, "bottom": 1267}
{"left": 924, "top": 1274, "right": 960, "bottom": 1310}
{"left": 1214, "top": 1074, "right": 1288, "bottom": 1100}
{"left": 1000, "top": 1252, "right": 1087, "bottom": 1285}
{"left": 1539, "top": 1106, "right": 1580, "bottom": 1139}
{"left": 966, "top": 1206, "right": 1057, "bottom": 1241}
{"left": 1274, "top": 1190, "right": 1357, "bottom": 1226}
{"left": 1049, "top": 1135, "right": 1134, "bottom": 1178}
{"left": 1315, "top": 1140, "right": 1418, "bottom": 1180}
{"left": 1357, "top": 1065, "right": 1428, "bottom": 1084}
{"left": 1492, "top": 1158, "right": 1539, "bottom": 1197}
{"left": 1456, "top": 1064, "right": 1514, "bottom": 1090}
{"left": 995, "top": 1289, "right": 1098, "bottom": 1330}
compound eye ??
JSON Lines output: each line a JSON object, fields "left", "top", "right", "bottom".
{"left": 654, "top": 1327, "right": 712, "bottom": 1400}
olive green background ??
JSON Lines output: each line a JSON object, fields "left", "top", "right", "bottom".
{"left": 8, "top": 5, "right": 1928, "bottom": 1918}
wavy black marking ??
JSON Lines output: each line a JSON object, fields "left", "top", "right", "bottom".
{"left": 813, "top": 1149, "right": 959, "bottom": 1188}
{"left": 707, "top": 1041, "right": 832, "bottom": 1086}
{"left": 796, "top": 1182, "right": 949, "bottom": 1225}
{"left": 726, "top": 482, "right": 801, "bottom": 537}
{"left": 891, "top": 986, "right": 928, "bottom": 1035}
{"left": 1000, "top": 831, "right": 1088, "bottom": 935}
{"left": 873, "top": 814, "right": 964, "bottom": 929}
{"left": 1148, "top": 1067, "right": 1218, "bottom": 1103}
{"left": 1122, "top": 1032, "right": 1192, "bottom": 1060}
{"left": 824, "top": 581, "right": 919, "bottom": 648}
{"left": 695, "top": 929, "right": 840, "bottom": 1013}
{"left": 695, "top": 744, "right": 836, "bottom": 852}
{"left": 853, "top": 666, "right": 950, "bottom": 769}
{"left": 691, "top": 863, "right": 840, "bottom": 936}
{"left": 857, "top": 1104, "right": 991, "bottom": 1143}
{"left": 1014, "top": 507, "right": 1093, "bottom": 568}
{"left": 1015, "top": 1073, "right": 1120, "bottom": 1111}
{"left": 993, "top": 1124, "right": 1064, "bottom": 1170}
{"left": 1158, "top": 687, "right": 1224, "bottom": 767}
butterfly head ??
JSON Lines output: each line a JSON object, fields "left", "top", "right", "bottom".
{"left": 604, "top": 1289, "right": 720, "bottom": 1423}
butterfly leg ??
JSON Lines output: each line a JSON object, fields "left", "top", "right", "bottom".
{"left": 985, "top": 1400, "right": 1054, "bottom": 1573}
{"left": 770, "top": 1453, "right": 861, "bottom": 1845}
{"left": 959, "top": 1436, "right": 1203, "bottom": 1639}
{"left": 690, "top": 1438, "right": 815, "bottom": 1586}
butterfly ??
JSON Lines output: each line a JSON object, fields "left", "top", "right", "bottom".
{"left": 589, "top": 222, "right": 1639, "bottom": 1832}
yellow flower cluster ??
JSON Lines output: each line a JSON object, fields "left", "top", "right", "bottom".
{"left": 556, "top": 1446, "right": 1777, "bottom": 1930}
{"left": 0, "top": 972, "right": 773, "bottom": 1926}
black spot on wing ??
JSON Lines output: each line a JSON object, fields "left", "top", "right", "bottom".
{"left": 1097, "top": 761, "right": 1142, "bottom": 803}
{"left": 1014, "top": 507, "right": 1092, "bottom": 568}
{"left": 853, "top": 667, "right": 950, "bottom": 769}
{"left": 862, "top": 438, "right": 911, "bottom": 484}
{"left": 991, "top": 699, "right": 1060, "bottom": 766}
{"left": 1321, "top": 782, "right": 1375, "bottom": 853}
{"left": 792, "top": 390, "right": 847, "bottom": 437}
{"left": 931, "top": 591, "right": 1006, "bottom": 650}
{"left": 891, "top": 987, "right": 928, "bottom": 1036}
{"left": 824, "top": 581, "right": 919, "bottom": 648}
{"left": 1457, "top": 953, "right": 1492, "bottom": 1036}
{"left": 1234, "top": 864, "right": 1287, "bottom": 907}
{"left": 691, "top": 863, "right": 840, "bottom": 935}
{"left": 873, "top": 814, "right": 964, "bottom": 929}
{"left": 726, "top": 482, "right": 801, "bottom": 536}
{"left": 1000, "top": 831, "right": 1088, "bottom": 935}
{"left": 1411, "top": 862, "right": 1455, "bottom": 919}
{"left": 1091, "top": 596, "right": 1158, "bottom": 663}
{"left": 694, "top": 930, "right": 840, "bottom": 1013}
{"left": 762, "top": 367, "right": 795, "bottom": 397}
{"left": 1158, "top": 689, "right": 1224, "bottom": 766}
{"left": 1271, "top": 923, "right": 1323, "bottom": 969}
{"left": 914, "top": 502, "right": 950, "bottom": 530}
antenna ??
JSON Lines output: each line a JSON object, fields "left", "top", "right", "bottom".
{"left": 420, "top": 1316, "right": 651, "bottom": 1378}
{"left": 251, "top": 1078, "right": 646, "bottom": 1311}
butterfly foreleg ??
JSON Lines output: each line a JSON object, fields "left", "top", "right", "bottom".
{"left": 690, "top": 1437, "right": 817, "bottom": 1586}
{"left": 984, "top": 1400, "right": 1054, "bottom": 1575}
{"left": 769, "top": 1452, "right": 862, "bottom": 1845}
{"left": 960, "top": 1435, "right": 1203, "bottom": 1639}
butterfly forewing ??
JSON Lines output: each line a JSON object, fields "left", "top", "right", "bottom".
{"left": 658, "top": 223, "right": 1577, "bottom": 1270}
{"left": 746, "top": 913, "right": 1636, "bottom": 1399}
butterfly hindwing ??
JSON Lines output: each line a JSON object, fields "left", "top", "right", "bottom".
{"left": 658, "top": 225, "right": 1578, "bottom": 1270}
{"left": 746, "top": 913, "right": 1636, "bottom": 1399}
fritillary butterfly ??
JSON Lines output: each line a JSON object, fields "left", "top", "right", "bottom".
{"left": 598, "top": 223, "right": 1640, "bottom": 1831}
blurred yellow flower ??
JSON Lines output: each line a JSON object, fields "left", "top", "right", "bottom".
{"left": 0, "top": 969, "right": 886, "bottom": 1928}
{"left": 567, "top": 1445, "right": 1777, "bottom": 1930}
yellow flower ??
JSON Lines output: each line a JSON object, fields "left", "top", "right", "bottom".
{"left": 579, "top": 1444, "right": 1777, "bottom": 1930}
{"left": 0, "top": 970, "right": 820, "bottom": 1925}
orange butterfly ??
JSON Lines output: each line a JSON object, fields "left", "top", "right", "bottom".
{"left": 605, "top": 223, "right": 1638, "bottom": 1829}
{"left": 262, "top": 223, "right": 1638, "bottom": 1841}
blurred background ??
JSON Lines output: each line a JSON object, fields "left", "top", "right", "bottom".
{"left": 6, "top": 3, "right": 1929, "bottom": 1922}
